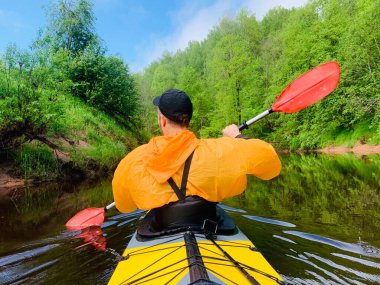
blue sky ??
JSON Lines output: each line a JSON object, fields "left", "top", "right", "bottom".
{"left": 0, "top": 0, "right": 308, "bottom": 73}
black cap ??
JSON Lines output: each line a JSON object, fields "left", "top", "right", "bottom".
{"left": 153, "top": 89, "right": 193, "bottom": 124}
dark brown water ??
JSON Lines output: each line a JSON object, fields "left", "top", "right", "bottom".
{"left": 0, "top": 153, "right": 379, "bottom": 284}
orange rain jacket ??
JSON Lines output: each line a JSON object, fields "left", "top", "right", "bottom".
{"left": 112, "top": 130, "right": 281, "bottom": 213}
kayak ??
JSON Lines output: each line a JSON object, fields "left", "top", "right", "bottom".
{"left": 108, "top": 206, "right": 284, "bottom": 285}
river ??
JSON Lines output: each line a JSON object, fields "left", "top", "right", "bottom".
{"left": 0, "top": 153, "right": 379, "bottom": 284}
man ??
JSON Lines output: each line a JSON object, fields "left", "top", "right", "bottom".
{"left": 112, "top": 88, "right": 281, "bottom": 218}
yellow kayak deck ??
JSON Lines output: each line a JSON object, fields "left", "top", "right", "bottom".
{"left": 109, "top": 229, "right": 283, "bottom": 285}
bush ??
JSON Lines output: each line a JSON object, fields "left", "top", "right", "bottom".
{"left": 67, "top": 51, "right": 140, "bottom": 125}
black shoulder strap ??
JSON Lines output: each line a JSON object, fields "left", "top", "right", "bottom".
{"left": 167, "top": 151, "right": 195, "bottom": 201}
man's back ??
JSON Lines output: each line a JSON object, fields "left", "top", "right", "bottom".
{"left": 113, "top": 130, "right": 281, "bottom": 213}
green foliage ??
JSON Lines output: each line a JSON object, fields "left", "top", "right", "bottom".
{"left": 15, "top": 142, "right": 58, "bottom": 179}
{"left": 53, "top": 96, "right": 139, "bottom": 169}
{"left": 0, "top": 0, "right": 143, "bottom": 179}
{"left": 67, "top": 52, "right": 140, "bottom": 124}
{"left": 138, "top": 0, "right": 380, "bottom": 148}
{"left": 0, "top": 44, "right": 66, "bottom": 152}
{"left": 80, "top": 135, "right": 126, "bottom": 168}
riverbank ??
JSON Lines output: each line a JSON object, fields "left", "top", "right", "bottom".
{"left": 0, "top": 94, "right": 145, "bottom": 203}
{"left": 317, "top": 143, "right": 380, "bottom": 156}
{"left": 0, "top": 157, "right": 112, "bottom": 204}
{"left": 0, "top": 142, "right": 123, "bottom": 204}
{"left": 0, "top": 165, "right": 25, "bottom": 202}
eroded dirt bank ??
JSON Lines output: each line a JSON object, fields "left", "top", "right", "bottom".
{"left": 0, "top": 165, "right": 25, "bottom": 202}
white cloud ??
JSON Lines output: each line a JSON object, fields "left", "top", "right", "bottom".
{"left": 170, "top": 1, "right": 236, "bottom": 51}
{"left": 130, "top": 0, "right": 237, "bottom": 72}
{"left": 130, "top": 0, "right": 308, "bottom": 72}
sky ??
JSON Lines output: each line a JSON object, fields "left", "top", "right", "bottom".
{"left": 0, "top": 0, "right": 308, "bottom": 73}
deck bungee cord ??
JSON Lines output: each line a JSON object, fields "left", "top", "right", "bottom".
{"left": 113, "top": 230, "right": 284, "bottom": 285}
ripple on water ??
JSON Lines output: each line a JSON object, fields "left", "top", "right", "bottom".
{"left": 304, "top": 252, "right": 380, "bottom": 283}
{"left": 280, "top": 231, "right": 380, "bottom": 284}
{"left": 108, "top": 209, "right": 144, "bottom": 221}
{"left": 0, "top": 244, "right": 60, "bottom": 267}
{"left": 273, "top": 234, "right": 297, "bottom": 244}
{"left": 0, "top": 258, "right": 59, "bottom": 285}
{"left": 100, "top": 220, "right": 119, "bottom": 228}
{"left": 331, "top": 253, "right": 380, "bottom": 269}
{"left": 243, "top": 215, "right": 297, "bottom": 227}
{"left": 283, "top": 230, "right": 380, "bottom": 258}
{"left": 286, "top": 253, "right": 353, "bottom": 285}
{"left": 219, "top": 204, "right": 247, "bottom": 213}
{"left": 116, "top": 217, "right": 139, "bottom": 227}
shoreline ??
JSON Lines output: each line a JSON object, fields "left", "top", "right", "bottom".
{"left": 0, "top": 168, "right": 25, "bottom": 202}
{"left": 277, "top": 143, "right": 380, "bottom": 156}
{"left": 316, "top": 143, "right": 380, "bottom": 156}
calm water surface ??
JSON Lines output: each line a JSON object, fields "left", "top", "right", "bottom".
{"left": 0, "top": 153, "right": 379, "bottom": 284}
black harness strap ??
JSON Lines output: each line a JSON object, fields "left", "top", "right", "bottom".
{"left": 167, "top": 151, "right": 195, "bottom": 201}
{"left": 167, "top": 178, "right": 185, "bottom": 200}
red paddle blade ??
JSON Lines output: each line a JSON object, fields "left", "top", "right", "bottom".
{"left": 66, "top": 207, "right": 105, "bottom": 231}
{"left": 272, "top": 61, "right": 340, "bottom": 113}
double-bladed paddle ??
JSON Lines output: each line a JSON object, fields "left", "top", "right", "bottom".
{"left": 66, "top": 61, "right": 340, "bottom": 230}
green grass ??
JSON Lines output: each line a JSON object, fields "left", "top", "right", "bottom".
{"left": 73, "top": 135, "right": 127, "bottom": 169}
{"left": 59, "top": 97, "right": 138, "bottom": 169}
{"left": 307, "top": 120, "right": 380, "bottom": 148}
{"left": 333, "top": 121, "right": 372, "bottom": 147}
{"left": 12, "top": 96, "right": 140, "bottom": 180}
{"left": 15, "top": 142, "right": 59, "bottom": 179}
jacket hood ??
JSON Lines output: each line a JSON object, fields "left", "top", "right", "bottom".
{"left": 143, "top": 130, "right": 199, "bottom": 184}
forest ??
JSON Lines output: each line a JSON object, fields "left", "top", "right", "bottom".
{"left": 0, "top": 0, "right": 379, "bottom": 181}
{"left": 136, "top": 0, "right": 380, "bottom": 149}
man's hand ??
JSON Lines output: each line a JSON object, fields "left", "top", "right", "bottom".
{"left": 222, "top": 124, "right": 241, "bottom": 138}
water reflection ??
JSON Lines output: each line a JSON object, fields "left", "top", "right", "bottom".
{"left": 0, "top": 153, "right": 379, "bottom": 284}
{"left": 73, "top": 226, "right": 107, "bottom": 251}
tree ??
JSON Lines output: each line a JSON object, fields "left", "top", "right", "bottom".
{"left": 206, "top": 34, "right": 252, "bottom": 129}
{"left": 38, "top": 0, "right": 100, "bottom": 56}
{"left": 33, "top": 0, "right": 140, "bottom": 126}
{"left": 0, "top": 44, "right": 65, "bottom": 152}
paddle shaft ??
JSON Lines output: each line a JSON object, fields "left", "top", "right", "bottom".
{"left": 105, "top": 202, "right": 116, "bottom": 211}
{"left": 238, "top": 108, "right": 273, "bottom": 131}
